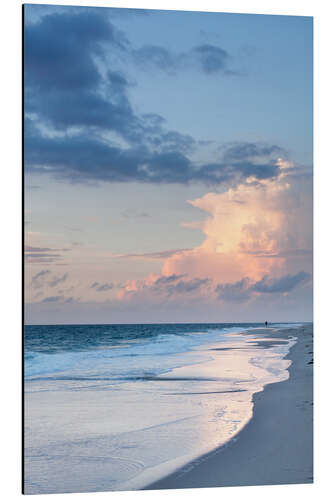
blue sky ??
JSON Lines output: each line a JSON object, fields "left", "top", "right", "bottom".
{"left": 24, "top": 4, "right": 313, "bottom": 324}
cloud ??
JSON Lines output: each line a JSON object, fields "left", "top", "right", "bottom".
{"left": 25, "top": 188, "right": 311, "bottom": 316}
{"left": 112, "top": 249, "right": 191, "bottom": 260}
{"left": 30, "top": 271, "right": 71, "bottom": 294}
{"left": 25, "top": 253, "right": 62, "bottom": 258}
{"left": 154, "top": 273, "right": 186, "bottom": 285}
{"left": 133, "top": 43, "right": 232, "bottom": 75}
{"left": 41, "top": 294, "right": 76, "bottom": 303}
{"left": 25, "top": 244, "right": 70, "bottom": 253}
{"left": 161, "top": 166, "right": 312, "bottom": 291}
{"left": 25, "top": 160, "right": 311, "bottom": 312}
{"left": 31, "top": 270, "right": 51, "bottom": 288}
{"left": 216, "top": 278, "right": 252, "bottom": 302}
{"left": 251, "top": 271, "right": 311, "bottom": 294}
{"left": 25, "top": 10, "right": 277, "bottom": 188}
{"left": 118, "top": 272, "right": 211, "bottom": 302}
{"left": 167, "top": 277, "right": 210, "bottom": 294}
{"left": 26, "top": 81, "right": 144, "bottom": 146}
{"left": 95, "top": 283, "right": 114, "bottom": 292}
{"left": 25, "top": 245, "right": 53, "bottom": 252}
{"left": 192, "top": 44, "right": 229, "bottom": 74}
{"left": 133, "top": 45, "right": 176, "bottom": 72}
{"left": 24, "top": 241, "right": 71, "bottom": 263}
{"left": 243, "top": 248, "right": 313, "bottom": 259}
{"left": 42, "top": 295, "right": 64, "bottom": 303}
{"left": 64, "top": 297, "right": 76, "bottom": 303}
{"left": 25, "top": 11, "right": 195, "bottom": 151}
{"left": 90, "top": 281, "right": 115, "bottom": 292}
{"left": 25, "top": 117, "right": 199, "bottom": 186}
{"left": 215, "top": 272, "right": 311, "bottom": 302}
{"left": 221, "top": 143, "right": 284, "bottom": 162}
{"left": 24, "top": 10, "right": 127, "bottom": 93}
{"left": 32, "top": 270, "right": 50, "bottom": 280}
{"left": 26, "top": 120, "right": 283, "bottom": 186}
{"left": 49, "top": 272, "right": 69, "bottom": 287}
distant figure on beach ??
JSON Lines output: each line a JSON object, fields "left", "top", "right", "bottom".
{"left": 265, "top": 321, "right": 268, "bottom": 328}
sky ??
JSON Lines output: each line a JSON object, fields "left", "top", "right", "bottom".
{"left": 24, "top": 4, "right": 313, "bottom": 324}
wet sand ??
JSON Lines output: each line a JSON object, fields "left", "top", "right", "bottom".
{"left": 146, "top": 324, "right": 313, "bottom": 490}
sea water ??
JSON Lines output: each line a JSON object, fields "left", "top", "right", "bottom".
{"left": 24, "top": 322, "right": 301, "bottom": 494}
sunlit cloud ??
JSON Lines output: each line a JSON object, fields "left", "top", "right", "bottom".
{"left": 114, "top": 168, "right": 312, "bottom": 309}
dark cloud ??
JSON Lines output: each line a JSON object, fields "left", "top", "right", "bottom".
{"left": 42, "top": 295, "right": 64, "bottom": 303}
{"left": 31, "top": 270, "right": 51, "bottom": 288}
{"left": 25, "top": 121, "right": 145, "bottom": 183}
{"left": 25, "top": 11, "right": 139, "bottom": 143}
{"left": 133, "top": 45, "right": 176, "bottom": 72}
{"left": 64, "top": 297, "right": 76, "bottom": 303}
{"left": 131, "top": 274, "right": 210, "bottom": 296}
{"left": 32, "top": 270, "right": 51, "bottom": 280}
{"left": 24, "top": 4, "right": 150, "bottom": 31}
{"left": 190, "top": 160, "right": 280, "bottom": 185}
{"left": 25, "top": 245, "right": 53, "bottom": 252}
{"left": 24, "top": 241, "right": 71, "bottom": 263}
{"left": 192, "top": 45, "right": 229, "bottom": 74}
{"left": 41, "top": 294, "right": 75, "bottom": 303}
{"left": 26, "top": 76, "right": 144, "bottom": 145}
{"left": 222, "top": 143, "right": 284, "bottom": 162}
{"left": 150, "top": 275, "right": 210, "bottom": 295}
{"left": 154, "top": 274, "right": 186, "bottom": 285}
{"left": 24, "top": 11, "right": 195, "bottom": 151}
{"left": 25, "top": 123, "right": 281, "bottom": 185}
{"left": 49, "top": 273, "right": 69, "bottom": 288}
{"left": 216, "top": 278, "right": 252, "bottom": 302}
{"left": 25, "top": 253, "right": 62, "bottom": 258}
{"left": 94, "top": 283, "right": 114, "bottom": 292}
{"left": 147, "top": 129, "right": 195, "bottom": 154}
{"left": 216, "top": 272, "right": 311, "bottom": 302}
{"left": 169, "top": 277, "right": 210, "bottom": 294}
{"left": 24, "top": 10, "right": 127, "bottom": 93}
{"left": 25, "top": 245, "right": 70, "bottom": 252}
{"left": 24, "top": 10, "right": 283, "bottom": 188}
{"left": 90, "top": 281, "right": 114, "bottom": 292}
{"left": 251, "top": 272, "right": 311, "bottom": 294}
{"left": 31, "top": 271, "right": 70, "bottom": 291}
{"left": 133, "top": 43, "right": 232, "bottom": 75}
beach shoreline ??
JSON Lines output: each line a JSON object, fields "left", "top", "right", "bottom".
{"left": 24, "top": 324, "right": 312, "bottom": 494}
{"left": 145, "top": 324, "right": 313, "bottom": 490}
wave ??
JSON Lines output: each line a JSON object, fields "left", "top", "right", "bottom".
{"left": 24, "top": 323, "right": 297, "bottom": 381}
{"left": 24, "top": 326, "right": 247, "bottom": 380}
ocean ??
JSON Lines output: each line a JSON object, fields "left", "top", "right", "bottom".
{"left": 24, "top": 322, "right": 301, "bottom": 494}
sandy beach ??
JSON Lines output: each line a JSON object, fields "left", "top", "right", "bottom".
{"left": 146, "top": 324, "right": 313, "bottom": 490}
{"left": 24, "top": 324, "right": 312, "bottom": 493}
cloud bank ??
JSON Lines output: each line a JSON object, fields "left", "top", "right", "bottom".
{"left": 24, "top": 9, "right": 285, "bottom": 187}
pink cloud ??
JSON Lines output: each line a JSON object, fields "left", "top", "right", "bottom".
{"left": 116, "top": 166, "right": 312, "bottom": 307}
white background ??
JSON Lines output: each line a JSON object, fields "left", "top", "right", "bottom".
{"left": 0, "top": 0, "right": 331, "bottom": 499}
